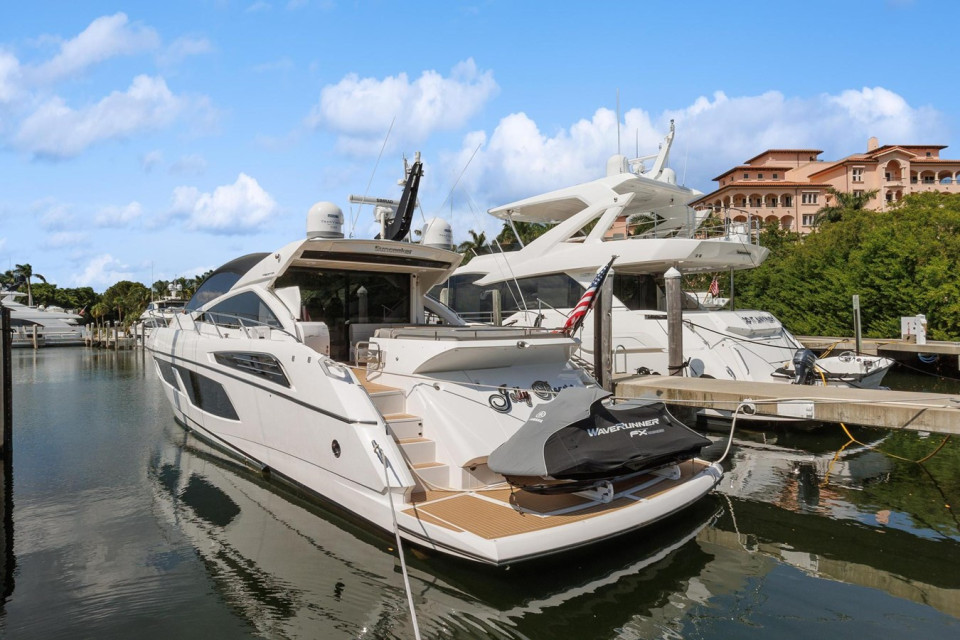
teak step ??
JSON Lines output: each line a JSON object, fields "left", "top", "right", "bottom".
{"left": 366, "top": 389, "right": 405, "bottom": 415}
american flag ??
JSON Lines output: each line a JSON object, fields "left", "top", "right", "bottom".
{"left": 562, "top": 256, "right": 617, "bottom": 336}
{"left": 708, "top": 276, "right": 720, "bottom": 297}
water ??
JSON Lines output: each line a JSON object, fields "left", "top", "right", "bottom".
{"left": 1, "top": 349, "right": 959, "bottom": 639}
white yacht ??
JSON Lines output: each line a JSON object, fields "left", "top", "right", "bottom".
{"left": 132, "top": 290, "right": 186, "bottom": 339}
{"left": 0, "top": 290, "right": 85, "bottom": 347}
{"left": 439, "top": 124, "right": 893, "bottom": 391}
{"left": 147, "top": 156, "right": 722, "bottom": 565}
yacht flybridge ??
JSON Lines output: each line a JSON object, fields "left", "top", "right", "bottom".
{"left": 148, "top": 155, "right": 721, "bottom": 565}
{"left": 441, "top": 124, "right": 893, "bottom": 391}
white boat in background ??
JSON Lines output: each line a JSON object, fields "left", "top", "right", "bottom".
{"left": 0, "top": 290, "right": 85, "bottom": 347}
{"left": 147, "top": 154, "right": 721, "bottom": 565}
{"left": 438, "top": 123, "right": 893, "bottom": 393}
{"left": 131, "top": 289, "right": 187, "bottom": 339}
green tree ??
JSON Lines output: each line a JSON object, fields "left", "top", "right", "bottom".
{"left": 812, "top": 188, "right": 879, "bottom": 227}
{"left": 102, "top": 281, "right": 151, "bottom": 326}
{"left": 456, "top": 230, "right": 488, "bottom": 265}
{"left": 495, "top": 221, "right": 551, "bottom": 248}
{"left": 14, "top": 263, "right": 46, "bottom": 306}
{"left": 736, "top": 192, "right": 960, "bottom": 340}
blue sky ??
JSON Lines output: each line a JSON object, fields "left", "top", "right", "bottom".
{"left": 0, "top": 0, "right": 955, "bottom": 291}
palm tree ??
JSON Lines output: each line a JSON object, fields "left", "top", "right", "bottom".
{"left": 812, "top": 188, "right": 879, "bottom": 228}
{"left": 14, "top": 263, "right": 46, "bottom": 307}
{"left": 456, "top": 230, "right": 488, "bottom": 265}
{"left": 496, "top": 221, "right": 550, "bottom": 248}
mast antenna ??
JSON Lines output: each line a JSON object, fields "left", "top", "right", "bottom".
{"left": 616, "top": 89, "right": 621, "bottom": 155}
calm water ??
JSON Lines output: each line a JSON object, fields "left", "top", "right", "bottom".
{"left": 1, "top": 348, "right": 959, "bottom": 639}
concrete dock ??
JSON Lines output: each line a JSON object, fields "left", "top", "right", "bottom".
{"left": 797, "top": 336, "right": 960, "bottom": 361}
{"left": 615, "top": 375, "right": 960, "bottom": 435}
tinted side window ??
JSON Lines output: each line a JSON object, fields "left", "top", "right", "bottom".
{"left": 205, "top": 292, "right": 281, "bottom": 328}
{"left": 173, "top": 365, "right": 240, "bottom": 420}
{"left": 155, "top": 358, "right": 181, "bottom": 390}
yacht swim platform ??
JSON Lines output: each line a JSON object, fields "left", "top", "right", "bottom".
{"left": 403, "top": 459, "right": 711, "bottom": 540}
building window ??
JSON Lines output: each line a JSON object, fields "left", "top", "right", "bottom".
{"left": 743, "top": 173, "right": 749, "bottom": 179}
{"left": 802, "top": 214, "right": 817, "bottom": 227}
{"left": 886, "top": 192, "right": 893, "bottom": 202}
{"left": 852, "top": 168, "right": 863, "bottom": 183}
{"left": 783, "top": 195, "right": 793, "bottom": 207}
{"left": 772, "top": 173, "right": 779, "bottom": 180}
{"left": 926, "top": 152, "right": 932, "bottom": 157}
{"left": 757, "top": 173, "right": 764, "bottom": 180}
{"left": 853, "top": 190, "right": 864, "bottom": 198}
{"left": 801, "top": 192, "right": 818, "bottom": 205}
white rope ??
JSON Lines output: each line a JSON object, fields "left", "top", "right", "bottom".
{"left": 375, "top": 442, "right": 422, "bottom": 640}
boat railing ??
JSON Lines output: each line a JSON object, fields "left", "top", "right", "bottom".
{"left": 175, "top": 310, "right": 303, "bottom": 343}
{"left": 619, "top": 209, "right": 763, "bottom": 245}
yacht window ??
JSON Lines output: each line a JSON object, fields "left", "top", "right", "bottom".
{"left": 442, "top": 273, "right": 583, "bottom": 319}
{"left": 154, "top": 358, "right": 181, "bottom": 390}
{"left": 205, "top": 292, "right": 281, "bottom": 328}
{"left": 173, "top": 365, "right": 240, "bottom": 420}
{"left": 612, "top": 273, "right": 662, "bottom": 311}
{"left": 274, "top": 267, "right": 410, "bottom": 361}
{"left": 186, "top": 252, "right": 269, "bottom": 312}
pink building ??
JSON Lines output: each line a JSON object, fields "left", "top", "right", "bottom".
{"left": 690, "top": 138, "right": 960, "bottom": 232}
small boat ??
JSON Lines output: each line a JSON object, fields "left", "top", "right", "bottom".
{"left": 147, "top": 154, "right": 721, "bottom": 565}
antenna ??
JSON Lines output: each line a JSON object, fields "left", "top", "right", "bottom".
{"left": 350, "top": 115, "right": 396, "bottom": 237}
{"left": 616, "top": 89, "right": 621, "bottom": 155}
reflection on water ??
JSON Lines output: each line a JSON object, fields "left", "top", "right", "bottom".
{"left": 0, "top": 349, "right": 959, "bottom": 639}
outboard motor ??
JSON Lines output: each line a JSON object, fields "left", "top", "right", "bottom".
{"left": 792, "top": 348, "right": 818, "bottom": 385}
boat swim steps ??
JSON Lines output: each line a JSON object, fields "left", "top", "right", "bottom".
{"left": 397, "top": 437, "right": 436, "bottom": 465}
{"left": 383, "top": 413, "right": 422, "bottom": 439}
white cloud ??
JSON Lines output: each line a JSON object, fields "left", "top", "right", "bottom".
{"left": 42, "top": 231, "right": 89, "bottom": 249}
{"left": 0, "top": 237, "right": 6, "bottom": 252}
{"left": 15, "top": 75, "right": 185, "bottom": 158}
{"left": 287, "top": 0, "right": 309, "bottom": 9}
{"left": 170, "top": 153, "right": 207, "bottom": 176}
{"left": 172, "top": 173, "right": 280, "bottom": 234}
{"left": 245, "top": 2, "right": 272, "bottom": 12}
{"left": 71, "top": 254, "right": 134, "bottom": 288}
{"left": 141, "top": 149, "right": 164, "bottom": 172}
{"left": 0, "top": 50, "right": 22, "bottom": 103}
{"left": 31, "top": 13, "right": 160, "bottom": 84}
{"left": 32, "top": 198, "right": 75, "bottom": 230}
{"left": 159, "top": 36, "right": 213, "bottom": 67}
{"left": 307, "top": 58, "right": 498, "bottom": 153}
{"left": 95, "top": 202, "right": 142, "bottom": 228}
{"left": 449, "top": 85, "right": 944, "bottom": 221}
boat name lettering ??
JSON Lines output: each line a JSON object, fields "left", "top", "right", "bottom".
{"left": 587, "top": 419, "right": 662, "bottom": 437}
{"left": 488, "top": 385, "right": 532, "bottom": 413}
{"left": 531, "top": 380, "right": 556, "bottom": 400}
{"left": 374, "top": 245, "right": 414, "bottom": 255}
{"left": 740, "top": 314, "right": 777, "bottom": 325}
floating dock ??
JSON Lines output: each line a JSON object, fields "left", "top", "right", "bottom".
{"left": 615, "top": 375, "right": 960, "bottom": 435}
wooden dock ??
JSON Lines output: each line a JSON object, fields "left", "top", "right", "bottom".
{"left": 614, "top": 375, "right": 960, "bottom": 435}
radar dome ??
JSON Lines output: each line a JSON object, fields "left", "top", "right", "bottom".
{"left": 420, "top": 218, "right": 453, "bottom": 250}
{"left": 307, "top": 202, "right": 344, "bottom": 239}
